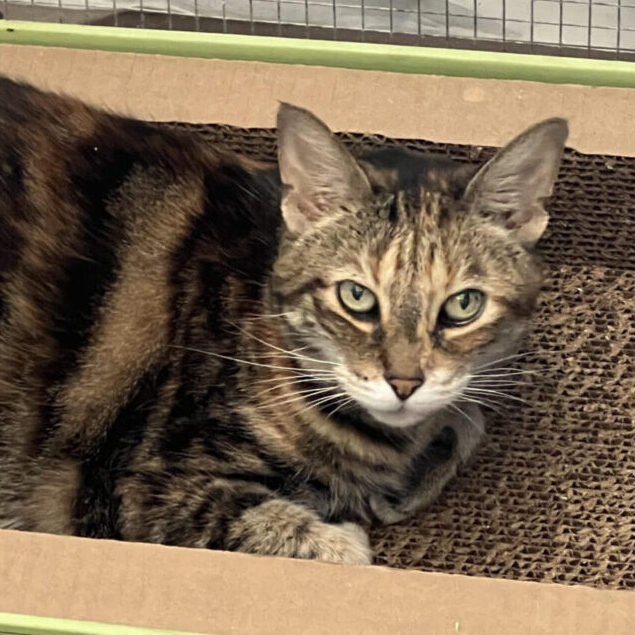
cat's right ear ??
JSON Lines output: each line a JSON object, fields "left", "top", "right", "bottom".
{"left": 276, "top": 103, "right": 372, "bottom": 236}
{"left": 464, "top": 117, "right": 568, "bottom": 248}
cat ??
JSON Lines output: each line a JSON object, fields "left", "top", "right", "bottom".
{"left": 0, "top": 76, "right": 567, "bottom": 564}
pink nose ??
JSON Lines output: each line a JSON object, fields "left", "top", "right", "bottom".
{"left": 385, "top": 376, "right": 423, "bottom": 400}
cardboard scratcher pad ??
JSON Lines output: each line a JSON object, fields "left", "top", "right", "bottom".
{"left": 165, "top": 122, "right": 634, "bottom": 589}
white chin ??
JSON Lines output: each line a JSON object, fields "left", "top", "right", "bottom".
{"left": 364, "top": 406, "right": 435, "bottom": 428}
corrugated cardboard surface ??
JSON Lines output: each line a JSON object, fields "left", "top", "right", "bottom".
{"left": 1, "top": 530, "right": 634, "bottom": 635}
{"left": 1, "top": 43, "right": 635, "bottom": 157}
{"left": 0, "top": 44, "right": 634, "bottom": 633}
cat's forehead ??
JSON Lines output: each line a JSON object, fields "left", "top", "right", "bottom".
{"left": 358, "top": 146, "right": 475, "bottom": 196}
{"left": 320, "top": 148, "right": 496, "bottom": 278}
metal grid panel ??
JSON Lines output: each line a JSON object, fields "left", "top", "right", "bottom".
{"left": 2, "top": 1, "right": 635, "bottom": 59}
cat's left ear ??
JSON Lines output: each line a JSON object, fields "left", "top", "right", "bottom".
{"left": 464, "top": 118, "right": 568, "bottom": 248}
{"left": 276, "top": 103, "right": 372, "bottom": 235}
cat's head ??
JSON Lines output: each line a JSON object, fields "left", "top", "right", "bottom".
{"left": 271, "top": 104, "right": 567, "bottom": 428}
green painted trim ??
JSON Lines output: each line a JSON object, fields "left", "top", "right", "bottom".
{"left": 0, "top": 612, "right": 207, "bottom": 635}
{"left": 1, "top": 20, "right": 635, "bottom": 88}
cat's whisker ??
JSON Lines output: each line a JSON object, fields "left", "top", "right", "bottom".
{"left": 254, "top": 376, "right": 338, "bottom": 398}
{"left": 293, "top": 392, "right": 351, "bottom": 419}
{"left": 225, "top": 320, "right": 341, "bottom": 367}
{"left": 447, "top": 402, "right": 485, "bottom": 433}
{"left": 247, "top": 370, "right": 336, "bottom": 383}
{"left": 468, "top": 382, "right": 530, "bottom": 392}
{"left": 468, "top": 373, "right": 533, "bottom": 384}
{"left": 250, "top": 376, "right": 338, "bottom": 388}
{"left": 255, "top": 386, "right": 338, "bottom": 410}
{"left": 243, "top": 358, "right": 338, "bottom": 376}
{"left": 470, "top": 369, "right": 539, "bottom": 378}
{"left": 309, "top": 392, "right": 350, "bottom": 407}
{"left": 239, "top": 349, "right": 332, "bottom": 363}
{"left": 172, "top": 345, "right": 331, "bottom": 375}
{"left": 240, "top": 311, "right": 295, "bottom": 322}
{"left": 464, "top": 385, "right": 528, "bottom": 399}
{"left": 473, "top": 352, "right": 533, "bottom": 370}
{"left": 459, "top": 399, "right": 505, "bottom": 416}
{"left": 288, "top": 346, "right": 312, "bottom": 355}
{"left": 455, "top": 396, "right": 505, "bottom": 416}
{"left": 250, "top": 373, "right": 337, "bottom": 387}
{"left": 325, "top": 397, "right": 355, "bottom": 419}
{"left": 468, "top": 379, "right": 529, "bottom": 387}
{"left": 258, "top": 383, "right": 337, "bottom": 400}
{"left": 256, "top": 393, "right": 334, "bottom": 412}
{"left": 243, "top": 350, "right": 336, "bottom": 366}
{"left": 473, "top": 364, "right": 541, "bottom": 374}
{"left": 472, "top": 349, "right": 559, "bottom": 372}
{"left": 462, "top": 387, "right": 530, "bottom": 406}
{"left": 263, "top": 390, "right": 348, "bottom": 416}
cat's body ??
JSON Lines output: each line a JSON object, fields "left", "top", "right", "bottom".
{"left": 0, "top": 77, "right": 567, "bottom": 563}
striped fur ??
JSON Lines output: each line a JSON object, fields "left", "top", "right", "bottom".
{"left": 0, "top": 77, "right": 566, "bottom": 563}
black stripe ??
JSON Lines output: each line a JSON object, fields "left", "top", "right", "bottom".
{"left": 404, "top": 426, "right": 456, "bottom": 492}
{"left": 318, "top": 400, "right": 412, "bottom": 451}
{"left": 165, "top": 161, "right": 279, "bottom": 397}
{"left": 53, "top": 138, "right": 136, "bottom": 359}
{"left": 73, "top": 364, "right": 169, "bottom": 538}
{"left": 34, "top": 135, "right": 137, "bottom": 452}
{"left": 0, "top": 146, "right": 26, "bottom": 320}
{"left": 387, "top": 195, "right": 399, "bottom": 223}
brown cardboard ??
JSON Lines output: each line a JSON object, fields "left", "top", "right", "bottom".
{"left": 1, "top": 44, "right": 635, "bottom": 157}
{"left": 1, "top": 530, "right": 634, "bottom": 635}
{"left": 0, "top": 43, "right": 634, "bottom": 634}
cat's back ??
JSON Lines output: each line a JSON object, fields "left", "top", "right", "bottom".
{"left": 0, "top": 77, "right": 278, "bottom": 467}
{"left": 0, "top": 78, "right": 205, "bottom": 459}
{"left": 0, "top": 76, "right": 221, "bottom": 353}
{"left": 0, "top": 74, "right": 217, "bottom": 221}
{"left": 0, "top": 76, "right": 221, "bottom": 274}
{"left": 0, "top": 76, "right": 278, "bottom": 269}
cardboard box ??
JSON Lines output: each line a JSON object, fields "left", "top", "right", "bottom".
{"left": 0, "top": 41, "right": 634, "bottom": 635}
{"left": 1, "top": 529, "right": 634, "bottom": 635}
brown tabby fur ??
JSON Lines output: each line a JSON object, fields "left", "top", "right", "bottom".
{"left": 0, "top": 76, "right": 567, "bottom": 563}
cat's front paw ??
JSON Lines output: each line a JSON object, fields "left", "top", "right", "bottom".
{"left": 303, "top": 521, "right": 372, "bottom": 565}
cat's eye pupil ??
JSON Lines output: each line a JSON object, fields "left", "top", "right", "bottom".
{"left": 337, "top": 280, "right": 378, "bottom": 319}
{"left": 459, "top": 292, "right": 470, "bottom": 310}
{"left": 351, "top": 284, "right": 364, "bottom": 301}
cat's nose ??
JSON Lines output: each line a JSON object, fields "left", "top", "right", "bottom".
{"left": 385, "top": 375, "right": 423, "bottom": 400}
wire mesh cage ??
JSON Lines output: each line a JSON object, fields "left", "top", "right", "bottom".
{"left": 2, "top": 1, "right": 635, "bottom": 60}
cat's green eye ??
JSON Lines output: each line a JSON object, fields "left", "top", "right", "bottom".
{"left": 440, "top": 289, "right": 485, "bottom": 327}
{"left": 337, "top": 280, "right": 378, "bottom": 317}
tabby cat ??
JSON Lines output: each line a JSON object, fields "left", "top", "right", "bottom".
{"left": 0, "top": 76, "right": 567, "bottom": 564}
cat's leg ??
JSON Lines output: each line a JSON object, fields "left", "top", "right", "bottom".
{"left": 227, "top": 498, "right": 372, "bottom": 565}
{"left": 370, "top": 404, "right": 485, "bottom": 524}
{"left": 119, "top": 477, "right": 372, "bottom": 564}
